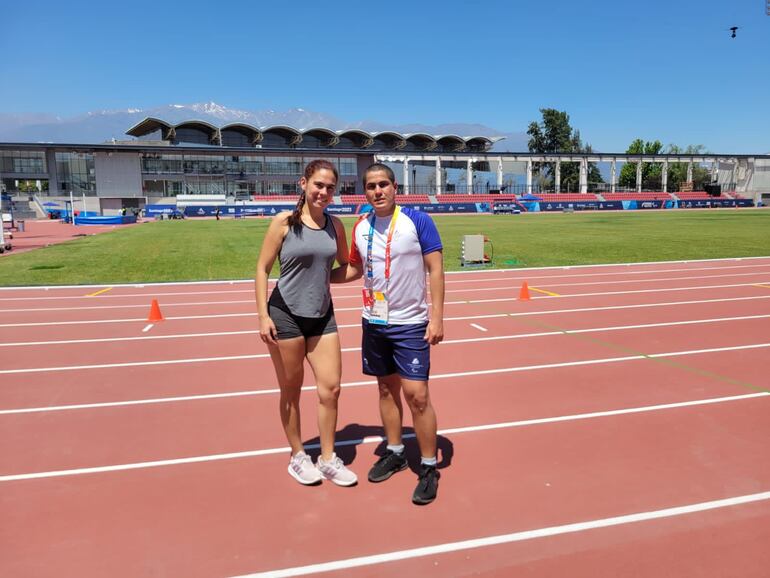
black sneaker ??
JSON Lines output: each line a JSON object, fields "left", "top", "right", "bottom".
{"left": 367, "top": 450, "right": 408, "bottom": 483}
{"left": 412, "top": 465, "right": 439, "bottom": 505}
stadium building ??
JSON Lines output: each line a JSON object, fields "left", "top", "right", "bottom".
{"left": 1, "top": 117, "right": 768, "bottom": 219}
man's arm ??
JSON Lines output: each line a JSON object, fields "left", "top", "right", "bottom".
{"left": 331, "top": 261, "right": 364, "bottom": 283}
{"left": 331, "top": 216, "right": 365, "bottom": 283}
{"left": 423, "top": 250, "right": 445, "bottom": 345}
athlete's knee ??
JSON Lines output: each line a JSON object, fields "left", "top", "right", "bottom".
{"left": 404, "top": 388, "right": 430, "bottom": 414}
{"left": 377, "top": 382, "right": 393, "bottom": 400}
{"left": 317, "top": 382, "right": 341, "bottom": 406}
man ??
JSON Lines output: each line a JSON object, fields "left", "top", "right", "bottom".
{"left": 336, "top": 163, "right": 445, "bottom": 504}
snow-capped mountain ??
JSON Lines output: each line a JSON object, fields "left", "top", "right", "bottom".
{"left": 0, "top": 102, "right": 528, "bottom": 151}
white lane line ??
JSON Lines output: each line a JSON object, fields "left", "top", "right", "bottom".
{"left": 230, "top": 490, "right": 770, "bottom": 578}
{"left": 0, "top": 312, "right": 251, "bottom": 328}
{"left": 2, "top": 314, "right": 769, "bottom": 373}
{"left": 1, "top": 391, "right": 767, "bottom": 482}
{"left": 0, "top": 299, "right": 255, "bottom": 313}
{"left": 441, "top": 271, "right": 770, "bottom": 295}
{"left": 470, "top": 323, "right": 488, "bottom": 332}
{"left": 442, "top": 262, "right": 770, "bottom": 283}
{"left": 2, "top": 255, "right": 768, "bottom": 292}
{"left": 0, "top": 297, "right": 752, "bottom": 330}
{"left": 2, "top": 266, "right": 769, "bottom": 303}
{"left": 439, "top": 281, "right": 770, "bottom": 306}
{"left": 3, "top": 344, "right": 769, "bottom": 415}
{"left": 3, "top": 280, "right": 769, "bottom": 315}
{"left": 0, "top": 329, "right": 261, "bottom": 347}
{"left": 3, "top": 293, "right": 770, "bottom": 329}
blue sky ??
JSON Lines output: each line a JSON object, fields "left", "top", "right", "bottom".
{"left": 1, "top": 0, "right": 768, "bottom": 153}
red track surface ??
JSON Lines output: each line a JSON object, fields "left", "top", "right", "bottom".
{"left": 1, "top": 257, "right": 770, "bottom": 577}
{"left": 2, "top": 219, "right": 138, "bottom": 255}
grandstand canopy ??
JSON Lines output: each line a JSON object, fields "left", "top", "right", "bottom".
{"left": 125, "top": 117, "right": 501, "bottom": 152}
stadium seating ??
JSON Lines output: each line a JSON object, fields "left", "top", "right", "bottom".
{"left": 676, "top": 191, "right": 727, "bottom": 199}
{"left": 436, "top": 194, "right": 518, "bottom": 203}
{"left": 533, "top": 193, "right": 600, "bottom": 202}
{"left": 602, "top": 192, "right": 673, "bottom": 201}
{"left": 251, "top": 195, "right": 300, "bottom": 203}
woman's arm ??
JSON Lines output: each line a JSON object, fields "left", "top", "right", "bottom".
{"left": 254, "top": 213, "right": 289, "bottom": 344}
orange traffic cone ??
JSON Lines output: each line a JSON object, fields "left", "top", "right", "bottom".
{"left": 148, "top": 299, "right": 164, "bottom": 322}
{"left": 518, "top": 282, "right": 531, "bottom": 301}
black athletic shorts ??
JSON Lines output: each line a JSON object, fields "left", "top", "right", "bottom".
{"left": 268, "top": 303, "right": 337, "bottom": 340}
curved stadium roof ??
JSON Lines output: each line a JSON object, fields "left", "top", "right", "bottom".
{"left": 125, "top": 118, "right": 503, "bottom": 152}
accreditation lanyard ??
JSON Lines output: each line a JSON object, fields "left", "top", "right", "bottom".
{"left": 364, "top": 206, "right": 400, "bottom": 320}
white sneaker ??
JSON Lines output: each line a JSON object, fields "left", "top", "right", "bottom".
{"left": 288, "top": 451, "right": 322, "bottom": 485}
{"left": 317, "top": 453, "right": 358, "bottom": 486}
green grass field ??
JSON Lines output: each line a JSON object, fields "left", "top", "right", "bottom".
{"left": 1, "top": 210, "right": 769, "bottom": 286}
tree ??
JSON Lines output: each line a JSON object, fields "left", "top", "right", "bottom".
{"left": 618, "top": 139, "right": 663, "bottom": 190}
{"left": 527, "top": 109, "right": 603, "bottom": 192}
{"left": 619, "top": 140, "right": 711, "bottom": 191}
{"left": 664, "top": 144, "right": 712, "bottom": 191}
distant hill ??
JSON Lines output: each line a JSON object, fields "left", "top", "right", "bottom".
{"left": 0, "top": 102, "right": 529, "bottom": 152}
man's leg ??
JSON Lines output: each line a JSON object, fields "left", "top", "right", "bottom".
{"left": 377, "top": 373, "right": 404, "bottom": 447}
{"left": 366, "top": 373, "right": 409, "bottom": 483}
{"left": 389, "top": 323, "right": 440, "bottom": 504}
{"left": 400, "top": 378, "right": 437, "bottom": 459}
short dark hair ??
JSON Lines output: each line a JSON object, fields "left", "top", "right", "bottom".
{"left": 362, "top": 163, "right": 396, "bottom": 186}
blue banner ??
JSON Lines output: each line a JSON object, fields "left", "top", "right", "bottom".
{"left": 403, "top": 203, "right": 488, "bottom": 213}
{"left": 144, "top": 204, "right": 177, "bottom": 216}
{"left": 677, "top": 199, "right": 753, "bottom": 208}
{"left": 537, "top": 201, "right": 624, "bottom": 212}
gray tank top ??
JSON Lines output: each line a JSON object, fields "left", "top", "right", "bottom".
{"left": 272, "top": 215, "right": 338, "bottom": 318}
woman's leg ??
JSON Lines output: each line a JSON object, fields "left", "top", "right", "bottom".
{"left": 268, "top": 336, "right": 307, "bottom": 455}
{"left": 305, "top": 331, "right": 342, "bottom": 461}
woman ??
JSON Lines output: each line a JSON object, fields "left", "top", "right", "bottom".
{"left": 255, "top": 159, "right": 356, "bottom": 486}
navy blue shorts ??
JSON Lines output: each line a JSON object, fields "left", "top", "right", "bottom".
{"left": 361, "top": 319, "right": 430, "bottom": 381}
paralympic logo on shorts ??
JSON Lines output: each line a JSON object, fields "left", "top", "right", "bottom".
{"left": 409, "top": 357, "right": 423, "bottom": 374}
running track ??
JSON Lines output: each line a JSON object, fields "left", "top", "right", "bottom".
{"left": 1, "top": 257, "right": 770, "bottom": 577}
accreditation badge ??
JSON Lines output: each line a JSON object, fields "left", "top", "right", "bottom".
{"left": 368, "top": 291, "right": 389, "bottom": 325}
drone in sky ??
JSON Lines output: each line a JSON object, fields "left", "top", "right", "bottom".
{"left": 728, "top": 26, "right": 739, "bottom": 38}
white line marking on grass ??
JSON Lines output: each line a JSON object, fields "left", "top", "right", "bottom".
{"left": 229, "top": 490, "right": 770, "bottom": 577}
{"left": 1, "top": 392, "right": 766, "bottom": 480}
{"left": 3, "top": 343, "right": 769, "bottom": 415}
{"left": 142, "top": 324, "right": 153, "bottom": 333}
{"left": 470, "top": 323, "right": 488, "bottom": 332}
